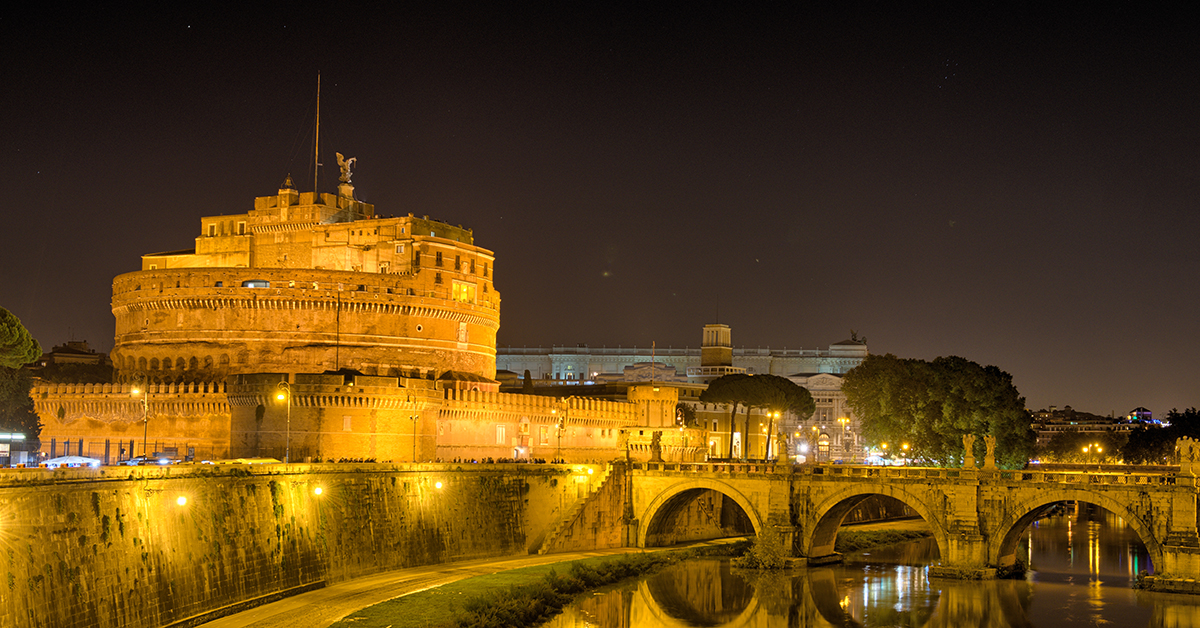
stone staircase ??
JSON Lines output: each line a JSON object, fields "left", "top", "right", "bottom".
{"left": 535, "top": 464, "right": 615, "bottom": 555}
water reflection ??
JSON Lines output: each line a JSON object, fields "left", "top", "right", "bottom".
{"left": 542, "top": 509, "right": 1200, "bottom": 628}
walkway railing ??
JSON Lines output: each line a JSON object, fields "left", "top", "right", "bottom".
{"left": 629, "top": 461, "right": 1183, "bottom": 485}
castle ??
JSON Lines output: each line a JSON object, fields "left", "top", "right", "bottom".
{"left": 30, "top": 168, "right": 866, "bottom": 465}
{"left": 112, "top": 176, "right": 499, "bottom": 385}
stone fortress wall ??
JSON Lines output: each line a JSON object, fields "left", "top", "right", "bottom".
{"left": 31, "top": 382, "right": 231, "bottom": 460}
{"left": 0, "top": 463, "right": 600, "bottom": 628}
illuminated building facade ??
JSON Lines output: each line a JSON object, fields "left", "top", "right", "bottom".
{"left": 110, "top": 179, "right": 500, "bottom": 385}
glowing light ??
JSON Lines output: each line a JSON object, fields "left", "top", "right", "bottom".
{"left": 277, "top": 392, "right": 287, "bottom": 401}
{"left": 313, "top": 487, "right": 323, "bottom": 496}
{"left": 176, "top": 496, "right": 187, "bottom": 506}
{"left": 587, "top": 468, "right": 593, "bottom": 475}
{"left": 434, "top": 481, "right": 443, "bottom": 489}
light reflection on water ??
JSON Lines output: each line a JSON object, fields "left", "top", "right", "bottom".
{"left": 542, "top": 509, "right": 1200, "bottom": 628}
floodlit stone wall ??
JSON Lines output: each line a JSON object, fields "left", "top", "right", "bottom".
{"left": 0, "top": 462, "right": 599, "bottom": 628}
{"left": 30, "top": 382, "right": 231, "bottom": 460}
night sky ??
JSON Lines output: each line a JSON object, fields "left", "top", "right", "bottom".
{"left": 2, "top": 4, "right": 1197, "bottom": 417}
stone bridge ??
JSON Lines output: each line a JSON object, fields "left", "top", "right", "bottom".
{"left": 625, "top": 461, "right": 1200, "bottom": 584}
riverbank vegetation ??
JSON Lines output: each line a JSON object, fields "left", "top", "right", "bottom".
{"left": 834, "top": 528, "right": 932, "bottom": 553}
{"left": 329, "top": 543, "right": 746, "bottom": 628}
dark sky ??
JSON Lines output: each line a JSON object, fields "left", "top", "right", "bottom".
{"left": 2, "top": 4, "right": 1197, "bottom": 417}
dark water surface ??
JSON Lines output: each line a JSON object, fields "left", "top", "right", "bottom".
{"left": 543, "top": 510, "right": 1200, "bottom": 627}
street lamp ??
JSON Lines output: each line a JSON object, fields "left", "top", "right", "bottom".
{"left": 130, "top": 378, "right": 150, "bottom": 460}
{"left": 276, "top": 381, "right": 291, "bottom": 463}
{"left": 410, "top": 413, "right": 419, "bottom": 462}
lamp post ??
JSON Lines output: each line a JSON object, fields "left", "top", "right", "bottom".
{"left": 276, "top": 381, "right": 291, "bottom": 463}
{"left": 410, "top": 413, "right": 419, "bottom": 463}
{"left": 131, "top": 377, "right": 149, "bottom": 460}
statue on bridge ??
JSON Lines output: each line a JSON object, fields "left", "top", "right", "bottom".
{"left": 1178, "top": 437, "right": 1200, "bottom": 476}
{"left": 962, "top": 434, "right": 976, "bottom": 469}
{"left": 775, "top": 432, "right": 788, "bottom": 463}
{"left": 983, "top": 434, "right": 997, "bottom": 470}
{"left": 649, "top": 431, "right": 664, "bottom": 462}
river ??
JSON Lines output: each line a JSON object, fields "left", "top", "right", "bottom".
{"left": 542, "top": 507, "right": 1200, "bottom": 627}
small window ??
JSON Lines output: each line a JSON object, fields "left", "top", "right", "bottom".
{"left": 496, "top": 425, "right": 506, "bottom": 444}
{"left": 470, "top": 259, "right": 476, "bottom": 273}
{"left": 241, "top": 280, "right": 270, "bottom": 288}
{"left": 237, "top": 221, "right": 246, "bottom": 235}
{"left": 435, "top": 252, "right": 443, "bottom": 266}
{"left": 455, "top": 255, "right": 461, "bottom": 270}
{"left": 208, "top": 224, "right": 216, "bottom": 236}
{"left": 343, "top": 416, "right": 352, "bottom": 431}
{"left": 396, "top": 244, "right": 405, "bottom": 254}
{"left": 484, "top": 262, "right": 489, "bottom": 277}
{"left": 435, "top": 273, "right": 442, "bottom": 284}
{"left": 215, "top": 281, "right": 223, "bottom": 287}
{"left": 149, "top": 264, "right": 157, "bottom": 270}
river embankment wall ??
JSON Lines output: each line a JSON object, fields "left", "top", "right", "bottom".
{"left": 0, "top": 462, "right": 601, "bottom": 628}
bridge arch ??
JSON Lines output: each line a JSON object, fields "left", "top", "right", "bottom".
{"left": 803, "top": 485, "right": 949, "bottom": 560}
{"left": 637, "top": 479, "right": 763, "bottom": 548}
{"left": 990, "top": 489, "right": 1162, "bottom": 571}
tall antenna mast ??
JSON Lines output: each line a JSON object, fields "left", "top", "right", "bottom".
{"left": 314, "top": 73, "right": 321, "bottom": 193}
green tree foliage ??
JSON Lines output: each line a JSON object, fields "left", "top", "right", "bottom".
{"left": 732, "top": 525, "right": 787, "bottom": 569}
{"left": 0, "top": 307, "right": 41, "bottom": 369}
{"left": 0, "top": 367, "right": 42, "bottom": 448}
{"left": 1038, "top": 430, "right": 1126, "bottom": 463}
{"left": 700, "top": 373, "right": 754, "bottom": 458}
{"left": 700, "top": 373, "right": 815, "bottom": 459}
{"left": 842, "top": 354, "right": 1036, "bottom": 468}
{"left": 675, "top": 402, "right": 698, "bottom": 427}
{"left": 1121, "top": 408, "right": 1200, "bottom": 464}
{"left": 0, "top": 307, "right": 42, "bottom": 447}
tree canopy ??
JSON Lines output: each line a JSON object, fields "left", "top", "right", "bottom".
{"left": 0, "top": 364, "right": 42, "bottom": 448}
{"left": 1120, "top": 408, "right": 1200, "bottom": 464}
{"left": 842, "top": 354, "right": 1035, "bottom": 468}
{"left": 700, "top": 373, "right": 815, "bottom": 459}
{"left": 0, "top": 307, "right": 41, "bottom": 369}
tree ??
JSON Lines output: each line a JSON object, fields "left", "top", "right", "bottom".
{"left": 675, "top": 402, "right": 698, "bottom": 427}
{"left": 1039, "top": 430, "right": 1126, "bottom": 463}
{"left": 843, "top": 354, "right": 1036, "bottom": 468}
{"left": 1121, "top": 408, "right": 1200, "bottom": 464}
{"left": 0, "top": 307, "right": 41, "bottom": 369}
{"left": 0, "top": 307, "right": 42, "bottom": 449}
{"left": 0, "top": 365, "right": 42, "bottom": 450}
{"left": 700, "top": 374, "right": 754, "bottom": 459}
{"left": 700, "top": 373, "right": 815, "bottom": 460}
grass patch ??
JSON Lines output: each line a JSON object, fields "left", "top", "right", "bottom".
{"left": 331, "top": 543, "right": 745, "bottom": 628}
{"left": 834, "top": 528, "right": 932, "bottom": 554}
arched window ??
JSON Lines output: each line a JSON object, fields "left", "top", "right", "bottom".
{"left": 188, "top": 357, "right": 199, "bottom": 370}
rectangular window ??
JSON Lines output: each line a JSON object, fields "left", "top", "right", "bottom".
{"left": 396, "top": 244, "right": 405, "bottom": 254}
{"left": 149, "top": 264, "right": 157, "bottom": 270}
{"left": 520, "top": 422, "right": 530, "bottom": 435}
{"left": 455, "top": 255, "right": 461, "bottom": 270}
{"left": 452, "top": 281, "right": 476, "bottom": 303}
{"left": 208, "top": 224, "right": 216, "bottom": 237}
{"left": 435, "top": 273, "right": 443, "bottom": 284}
{"left": 470, "top": 259, "right": 476, "bottom": 274}
{"left": 496, "top": 425, "right": 506, "bottom": 444}
{"left": 435, "top": 251, "right": 443, "bottom": 266}
{"left": 484, "top": 262, "right": 489, "bottom": 277}
{"left": 237, "top": 221, "right": 246, "bottom": 235}
{"left": 540, "top": 425, "right": 549, "bottom": 445}
{"left": 343, "top": 416, "right": 352, "bottom": 431}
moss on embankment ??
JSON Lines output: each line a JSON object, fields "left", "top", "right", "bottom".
{"left": 330, "top": 543, "right": 746, "bottom": 628}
